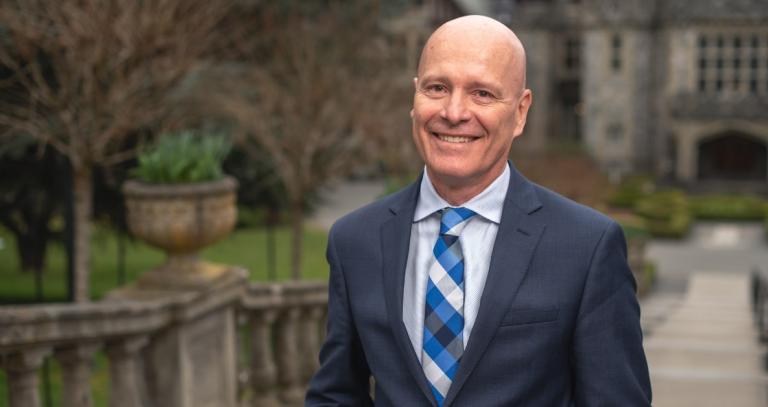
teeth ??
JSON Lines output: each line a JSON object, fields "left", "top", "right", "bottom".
{"left": 437, "top": 134, "right": 473, "bottom": 143}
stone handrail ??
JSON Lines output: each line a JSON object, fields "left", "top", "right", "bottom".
{"left": 0, "top": 275, "right": 329, "bottom": 407}
{"left": 240, "top": 281, "right": 328, "bottom": 407}
{"left": 752, "top": 268, "right": 768, "bottom": 342}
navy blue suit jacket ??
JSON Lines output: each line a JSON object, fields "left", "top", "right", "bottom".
{"left": 306, "top": 164, "right": 652, "bottom": 406}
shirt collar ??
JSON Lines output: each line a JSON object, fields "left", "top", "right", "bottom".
{"left": 414, "top": 163, "right": 510, "bottom": 224}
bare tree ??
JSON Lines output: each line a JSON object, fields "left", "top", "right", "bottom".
{"left": 0, "top": 0, "right": 229, "bottom": 301}
{"left": 205, "top": 1, "right": 413, "bottom": 279}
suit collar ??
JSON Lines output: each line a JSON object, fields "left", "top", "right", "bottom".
{"left": 504, "top": 160, "right": 543, "bottom": 215}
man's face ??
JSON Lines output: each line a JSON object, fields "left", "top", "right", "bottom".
{"left": 411, "top": 33, "right": 531, "bottom": 190}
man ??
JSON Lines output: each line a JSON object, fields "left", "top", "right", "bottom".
{"left": 306, "top": 15, "right": 651, "bottom": 406}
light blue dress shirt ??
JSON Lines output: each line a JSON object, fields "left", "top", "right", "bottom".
{"left": 403, "top": 164, "right": 510, "bottom": 360}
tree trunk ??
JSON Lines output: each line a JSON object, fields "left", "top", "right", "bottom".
{"left": 16, "top": 231, "right": 48, "bottom": 273}
{"left": 72, "top": 164, "right": 93, "bottom": 302}
{"left": 289, "top": 197, "right": 304, "bottom": 280}
{"left": 267, "top": 206, "right": 278, "bottom": 281}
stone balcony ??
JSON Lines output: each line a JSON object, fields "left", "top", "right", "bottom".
{"left": 0, "top": 268, "right": 328, "bottom": 407}
{"left": 669, "top": 93, "right": 768, "bottom": 121}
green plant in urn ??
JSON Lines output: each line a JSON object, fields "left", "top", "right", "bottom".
{"left": 123, "top": 131, "right": 238, "bottom": 288}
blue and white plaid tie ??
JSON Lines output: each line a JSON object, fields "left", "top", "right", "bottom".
{"left": 422, "top": 207, "right": 476, "bottom": 406}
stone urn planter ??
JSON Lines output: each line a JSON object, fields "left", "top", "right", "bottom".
{"left": 122, "top": 176, "right": 238, "bottom": 289}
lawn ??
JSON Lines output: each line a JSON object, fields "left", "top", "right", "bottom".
{"left": 0, "top": 224, "right": 330, "bottom": 303}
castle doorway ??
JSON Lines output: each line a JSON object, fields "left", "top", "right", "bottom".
{"left": 697, "top": 132, "right": 767, "bottom": 181}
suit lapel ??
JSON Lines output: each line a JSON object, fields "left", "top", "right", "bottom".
{"left": 380, "top": 177, "right": 437, "bottom": 406}
{"left": 443, "top": 164, "right": 546, "bottom": 407}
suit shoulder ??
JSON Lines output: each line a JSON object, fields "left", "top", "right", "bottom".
{"left": 530, "top": 183, "right": 616, "bottom": 232}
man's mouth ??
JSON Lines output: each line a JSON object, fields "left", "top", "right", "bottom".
{"left": 432, "top": 132, "right": 476, "bottom": 143}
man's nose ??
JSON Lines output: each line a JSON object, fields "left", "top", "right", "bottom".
{"left": 439, "top": 91, "right": 471, "bottom": 124}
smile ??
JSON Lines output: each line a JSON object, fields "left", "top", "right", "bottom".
{"left": 433, "top": 132, "right": 476, "bottom": 143}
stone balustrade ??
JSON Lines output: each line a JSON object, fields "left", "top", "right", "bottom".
{"left": 240, "top": 281, "right": 327, "bottom": 407}
{"left": 0, "top": 275, "right": 329, "bottom": 407}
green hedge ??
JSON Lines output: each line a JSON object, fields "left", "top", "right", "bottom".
{"left": 608, "top": 175, "right": 768, "bottom": 239}
{"left": 690, "top": 195, "right": 767, "bottom": 220}
{"left": 607, "top": 175, "right": 655, "bottom": 208}
{"left": 633, "top": 190, "right": 692, "bottom": 238}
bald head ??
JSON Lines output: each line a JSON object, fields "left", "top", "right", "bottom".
{"left": 418, "top": 15, "right": 527, "bottom": 92}
{"left": 410, "top": 16, "right": 533, "bottom": 204}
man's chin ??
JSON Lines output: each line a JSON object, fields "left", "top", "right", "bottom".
{"left": 425, "top": 163, "right": 478, "bottom": 185}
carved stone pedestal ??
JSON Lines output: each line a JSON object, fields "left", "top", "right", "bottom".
{"left": 108, "top": 266, "right": 247, "bottom": 407}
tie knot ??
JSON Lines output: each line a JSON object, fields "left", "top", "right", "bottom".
{"left": 439, "top": 207, "right": 476, "bottom": 236}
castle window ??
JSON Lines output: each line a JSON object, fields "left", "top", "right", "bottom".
{"left": 605, "top": 122, "right": 624, "bottom": 144}
{"left": 610, "top": 34, "right": 622, "bottom": 72}
{"left": 564, "top": 37, "right": 580, "bottom": 71}
{"left": 697, "top": 31, "right": 768, "bottom": 95}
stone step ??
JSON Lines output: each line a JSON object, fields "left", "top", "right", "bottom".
{"left": 645, "top": 337, "right": 765, "bottom": 352}
{"left": 650, "top": 373, "right": 768, "bottom": 407}
{"left": 645, "top": 338, "right": 765, "bottom": 352}
{"left": 645, "top": 272, "right": 768, "bottom": 407}
{"left": 647, "top": 347, "right": 767, "bottom": 374}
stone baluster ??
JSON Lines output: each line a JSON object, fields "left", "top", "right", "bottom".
{"left": 249, "top": 309, "right": 280, "bottom": 407}
{"left": 105, "top": 335, "right": 149, "bottom": 407}
{"left": 54, "top": 342, "right": 101, "bottom": 407}
{"left": 4, "top": 347, "right": 51, "bottom": 407}
{"left": 274, "top": 306, "right": 303, "bottom": 404}
{"left": 299, "top": 306, "right": 323, "bottom": 383}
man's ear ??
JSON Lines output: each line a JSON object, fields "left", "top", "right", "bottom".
{"left": 513, "top": 89, "right": 533, "bottom": 138}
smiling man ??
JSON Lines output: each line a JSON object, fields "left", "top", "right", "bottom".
{"left": 306, "top": 15, "right": 651, "bottom": 407}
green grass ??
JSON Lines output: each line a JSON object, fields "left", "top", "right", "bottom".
{"left": 0, "top": 224, "right": 329, "bottom": 303}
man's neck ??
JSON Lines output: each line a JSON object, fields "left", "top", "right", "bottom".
{"left": 427, "top": 163, "right": 507, "bottom": 206}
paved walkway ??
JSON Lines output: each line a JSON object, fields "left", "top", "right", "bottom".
{"left": 642, "top": 273, "right": 768, "bottom": 406}
{"left": 309, "top": 180, "right": 386, "bottom": 230}
{"left": 647, "top": 222, "right": 768, "bottom": 295}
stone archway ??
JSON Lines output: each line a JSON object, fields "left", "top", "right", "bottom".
{"left": 697, "top": 132, "right": 767, "bottom": 181}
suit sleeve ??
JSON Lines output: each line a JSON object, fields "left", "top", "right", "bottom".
{"left": 305, "top": 227, "right": 373, "bottom": 406}
{"left": 572, "top": 221, "right": 652, "bottom": 406}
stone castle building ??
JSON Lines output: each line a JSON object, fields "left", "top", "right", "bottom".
{"left": 484, "top": 0, "right": 768, "bottom": 189}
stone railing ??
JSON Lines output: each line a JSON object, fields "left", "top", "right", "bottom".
{"left": 239, "top": 281, "right": 327, "bottom": 407}
{"left": 751, "top": 267, "right": 768, "bottom": 343}
{"left": 0, "top": 270, "right": 329, "bottom": 407}
{"left": 669, "top": 92, "right": 768, "bottom": 120}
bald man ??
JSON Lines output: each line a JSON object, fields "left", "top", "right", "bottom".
{"left": 306, "top": 16, "right": 651, "bottom": 406}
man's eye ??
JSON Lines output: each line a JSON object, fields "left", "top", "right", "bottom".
{"left": 475, "top": 90, "right": 494, "bottom": 99}
{"left": 424, "top": 84, "right": 447, "bottom": 94}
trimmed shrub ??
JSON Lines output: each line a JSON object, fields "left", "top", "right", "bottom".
{"left": 607, "top": 175, "right": 655, "bottom": 209}
{"left": 634, "top": 190, "right": 692, "bottom": 238}
{"left": 690, "top": 195, "right": 767, "bottom": 220}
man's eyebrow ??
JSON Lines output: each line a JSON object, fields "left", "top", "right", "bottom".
{"left": 418, "top": 75, "right": 449, "bottom": 85}
{"left": 419, "top": 76, "right": 505, "bottom": 94}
